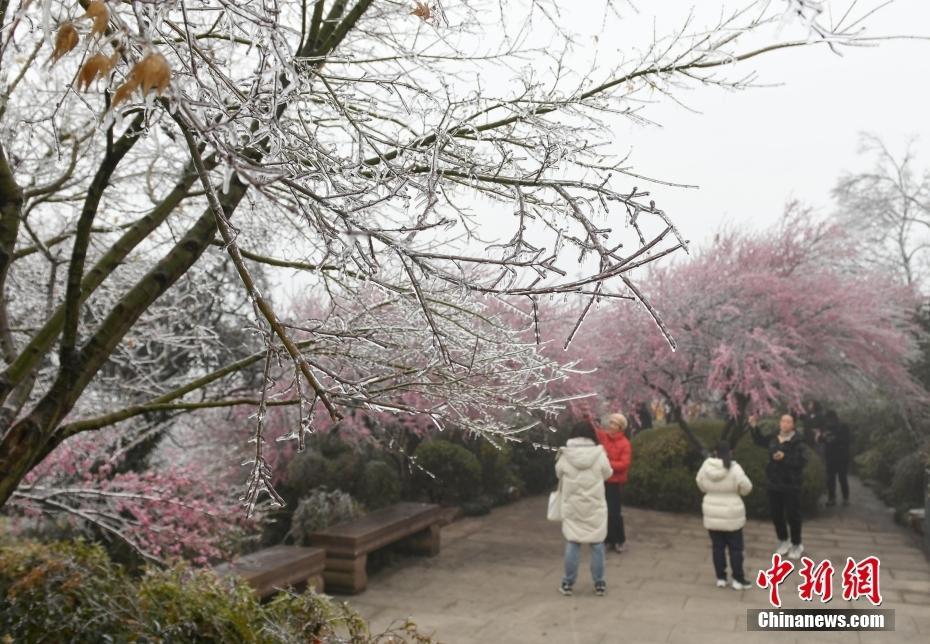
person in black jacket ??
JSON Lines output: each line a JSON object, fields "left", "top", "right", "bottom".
{"left": 748, "top": 413, "right": 807, "bottom": 560}
{"left": 816, "top": 410, "right": 851, "bottom": 506}
{"left": 799, "top": 400, "right": 825, "bottom": 451}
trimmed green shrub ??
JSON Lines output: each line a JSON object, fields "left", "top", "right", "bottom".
{"left": 286, "top": 448, "right": 330, "bottom": 491}
{"left": 841, "top": 398, "right": 928, "bottom": 524}
{"left": 287, "top": 488, "right": 361, "bottom": 544}
{"left": 625, "top": 421, "right": 825, "bottom": 519}
{"left": 854, "top": 435, "right": 914, "bottom": 489}
{"left": 511, "top": 446, "right": 556, "bottom": 494}
{"left": 325, "top": 449, "right": 366, "bottom": 495}
{"left": 889, "top": 452, "right": 927, "bottom": 513}
{"left": 0, "top": 540, "right": 435, "bottom": 643}
{"left": 461, "top": 495, "right": 494, "bottom": 517}
{"left": 472, "top": 440, "right": 523, "bottom": 503}
{"left": 624, "top": 425, "right": 703, "bottom": 513}
{"left": 358, "top": 460, "right": 402, "bottom": 510}
{"left": 510, "top": 425, "right": 567, "bottom": 495}
{"left": 412, "top": 439, "right": 481, "bottom": 504}
{"left": 268, "top": 437, "right": 369, "bottom": 548}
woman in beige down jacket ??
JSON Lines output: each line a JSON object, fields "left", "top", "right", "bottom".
{"left": 696, "top": 441, "right": 753, "bottom": 590}
{"left": 555, "top": 421, "right": 613, "bottom": 596}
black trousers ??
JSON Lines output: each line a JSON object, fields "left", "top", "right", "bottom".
{"left": 826, "top": 458, "right": 850, "bottom": 502}
{"left": 709, "top": 529, "right": 746, "bottom": 583}
{"left": 768, "top": 489, "right": 802, "bottom": 545}
{"left": 604, "top": 482, "right": 625, "bottom": 545}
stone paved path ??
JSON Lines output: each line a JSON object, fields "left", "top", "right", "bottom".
{"left": 347, "top": 477, "right": 930, "bottom": 643}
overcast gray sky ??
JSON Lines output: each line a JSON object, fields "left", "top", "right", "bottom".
{"left": 607, "top": 0, "right": 930, "bottom": 247}
{"left": 281, "top": 1, "right": 930, "bottom": 301}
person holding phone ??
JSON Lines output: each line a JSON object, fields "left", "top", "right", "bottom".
{"left": 748, "top": 413, "right": 807, "bottom": 559}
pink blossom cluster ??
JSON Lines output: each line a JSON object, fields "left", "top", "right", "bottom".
{"left": 550, "top": 214, "right": 922, "bottom": 420}
{"left": 14, "top": 429, "right": 253, "bottom": 565}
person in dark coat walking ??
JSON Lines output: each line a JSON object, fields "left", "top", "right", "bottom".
{"left": 631, "top": 402, "right": 653, "bottom": 435}
{"left": 816, "top": 410, "right": 851, "bottom": 506}
{"left": 748, "top": 413, "right": 807, "bottom": 560}
{"left": 799, "top": 400, "right": 825, "bottom": 450}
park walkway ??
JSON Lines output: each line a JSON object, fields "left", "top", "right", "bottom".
{"left": 348, "top": 477, "right": 930, "bottom": 643}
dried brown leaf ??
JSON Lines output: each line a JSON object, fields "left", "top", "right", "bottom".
{"left": 132, "top": 53, "right": 171, "bottom": 97}
{"left": 110, "top": 52, "right": 170, "bottom": 109}
{"left": 411, "top": 2, "right": 431, "bottom": 20}
{"left": 111, "top": 79, "right": 138, "bottom": 108}
{"left": 85, "top": 1, "right": 110, "bottom": 37}
{"left": 51, "top": 23, "right": 79, "bottom": 64}
{"left": 78, "top": 52, "right": 117, "bottom": 91}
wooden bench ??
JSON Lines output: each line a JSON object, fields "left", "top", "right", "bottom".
{"left": 309, "top": 502, "right": 443, "bottom": 594}
{"left": 214, "top": 545, "right": 325, "bottom": 599}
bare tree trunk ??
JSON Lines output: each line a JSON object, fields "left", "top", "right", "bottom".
{"left": 669, "top": 405, "right": 709, "bottom": 457}
{"left": 724, "top": 394, "right": 751, "bottom": 449}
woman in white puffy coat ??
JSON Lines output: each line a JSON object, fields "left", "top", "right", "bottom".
{"left": 696, "top": 441, "right": 753, "bottom": 590}
{"left": 555, "top": 421, "right": 613, "bottom": 596}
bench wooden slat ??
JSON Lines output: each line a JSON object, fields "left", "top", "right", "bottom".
{"left": 312, "top": 502, "right": 442, "bottom": 540}
{"left": 215, "top": 545, "right": 325, "bottom": 598}
{"left": 310, "top": 502, "right": 443, "bottom": 557}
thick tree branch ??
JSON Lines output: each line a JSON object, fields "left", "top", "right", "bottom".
{"left": 0, "top": 157, "right": 210, "bottom": 404}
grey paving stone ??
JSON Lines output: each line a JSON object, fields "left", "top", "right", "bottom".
{"left": 344, "top": 476, "right": 929, "bottom": 643}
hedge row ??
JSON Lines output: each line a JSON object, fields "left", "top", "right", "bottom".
{"left": 842, "top": 400, "right": 928, "bottom": 522}
{"left": 624, "top": 420, "right": 826, "bottom": 519}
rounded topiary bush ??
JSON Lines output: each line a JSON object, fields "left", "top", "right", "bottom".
{"left": 324, "top": 449, "right": 365, "bottom": 495}
{"left": 889, "top": 452, "right": 927, "bottom": 512}
{"left": 511, "top": 440, "right": 560, "bottom": 495}
{"left": 473, "top": 440, "right": 523, "bottom": 503}
{"left": 624, "top": 426, "right": 704, "bottom": 513}
{"left": 412, "top": 439, "right": 481, "bottom": 504}
{"left": 854, "top": 432, "right": 914, "bottom": 488}
{"left": 286, "top": 448, "right": 329, "bottom": 490}
{"left": 357, "top": 460, "right": 402, "bottom": 510}
{"left": 624, "top": 421, "right": 825, "bottom": 519}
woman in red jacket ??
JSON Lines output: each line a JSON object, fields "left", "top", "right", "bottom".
{"left": 597, "top": 413, "right": 632, "bottom": 553}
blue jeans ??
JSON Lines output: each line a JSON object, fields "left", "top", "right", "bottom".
{"left": 562, "top": 541, "right": 605, "bottom": 587}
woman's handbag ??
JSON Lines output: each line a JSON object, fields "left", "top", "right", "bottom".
{"left": 547, "top": 450, "right": 563, "bottom": 521}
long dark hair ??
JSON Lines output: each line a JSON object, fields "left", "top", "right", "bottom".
{"left": 570, "top": 420, "right": 598, "bottom": 443}
{"left": 715, "top": 441, "right": 733, "bottom": 469}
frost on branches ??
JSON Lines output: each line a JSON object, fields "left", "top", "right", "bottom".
{"left": 0, "top": 0, "right": 891, "bottom": 544}
{"left": 561, "top": 211, "right": 923, "bottom": 452}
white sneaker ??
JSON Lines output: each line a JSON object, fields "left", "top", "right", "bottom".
{"left": 775, "top": 540, "right": 791, "bottom": 556}
{"left": 715, "top": 579, "right": 728, "bottom": 588}
{"left": 732, "top": 580, "right": 753, "bottom": 590}
{"left": 787, "top": 544, "right": 804, "bottom": 560}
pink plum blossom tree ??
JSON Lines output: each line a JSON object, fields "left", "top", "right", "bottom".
{"left": 557, "top": 211, "right": 924, "bottom": 451}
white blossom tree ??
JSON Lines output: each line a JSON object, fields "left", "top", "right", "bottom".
{"left": 0, "top": 0, "right": 892, "bottom": 514}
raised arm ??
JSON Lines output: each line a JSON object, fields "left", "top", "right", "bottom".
{"left": 747, "top": 415, "right": 769, "bottom": 448}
